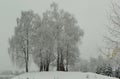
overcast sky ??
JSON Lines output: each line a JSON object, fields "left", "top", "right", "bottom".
{"left": 0, "top": 0, "right": 111, "bottom": 71}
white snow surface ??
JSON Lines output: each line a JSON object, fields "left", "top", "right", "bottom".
{"left": 11, "top": 72, "right": 118, "bottom": 79}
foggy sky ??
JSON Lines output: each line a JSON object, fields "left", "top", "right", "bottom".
{"left": 0, "top": 0, "right": 111, "bottom": 71}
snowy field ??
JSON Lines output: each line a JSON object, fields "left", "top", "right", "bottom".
{"left": 11, "top": 72, "right": 118, "bottom": 79}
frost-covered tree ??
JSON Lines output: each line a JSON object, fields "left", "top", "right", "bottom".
{"left": 8, "top": 10, "right": 38, "bottom": 72}
{"left": 43, "top": 2, "right": 83, "bottom": 71}
{"left": 105, "top": 64, "right": 112, "bottom": 76}
{"left": 32, "top": 23, "right": 55, "bottom": 71}
{"left": 32, "top": 2, "right": 83, "bottom": 71}
{"left": 104, "top": 0, "right": 120, "bottom": 68}
{"left": 96, "top": 60, "right": 112, "bottom": 76}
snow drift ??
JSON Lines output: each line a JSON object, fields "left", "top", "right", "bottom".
{"left": 11, "top": 72, "right": 118, "bottom": 79}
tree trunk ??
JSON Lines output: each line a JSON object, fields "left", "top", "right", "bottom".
{"left": 66, "top": 44, "right": 69, "bottom": 71}
{"left": 57, "top": 47, "right": 65, "bottom": 71}
{"left": 46, "top": 64, "right": 49, "bottom": 71}
{"left": 57, "top": 47, "right": 60, "bottom": 71}
{"left": 26, "top": 31, "right": 29, "bottom": 72}
{"left": 45, "top": 58, "right": 49, "bottom": 71}
{"left": 59, "top": 48, "right": 65, "bottom": 71}
{"left": 26, "top": 45, "right": 29, "bottom": 72}
{"left": 57, "top": 56, "right": 59, "bottom": 71}
{"left": 40, "top": 65, "right": 43, "bottom": 71}
{"left": 40, "top": 57, "right": 43, "bottom": 71}
{"left": 60, "top": 53, "right": 65, "bottom": 71}
{"left": 25, "top": 60, "right": 29, "bottom": 72}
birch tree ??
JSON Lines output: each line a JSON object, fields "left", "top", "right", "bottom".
{"left": 8, "top": 10, "right": 38, "bottom": 72}
{"left": 41, "top": 2, "right": 84, "bottom": 71}
{"left": 32, "top": 24, "right": 55, "bottom": 71}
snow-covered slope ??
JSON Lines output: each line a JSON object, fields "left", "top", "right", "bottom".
{"left": 11, "top": 72, "right": 118, "bottom": 79}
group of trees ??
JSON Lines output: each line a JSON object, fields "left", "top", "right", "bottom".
{"left": 72, "top": 55, "right": 120, "bottom": 78}
{"left": 8, "top": 2, "right": 84, "bottom": 72}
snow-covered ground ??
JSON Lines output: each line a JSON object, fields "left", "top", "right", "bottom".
{"left": 11, "top": 72, "right": 118, "bottom": 79}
